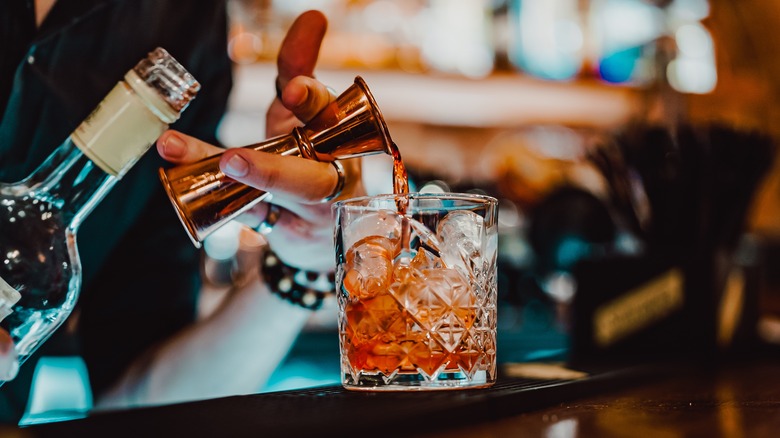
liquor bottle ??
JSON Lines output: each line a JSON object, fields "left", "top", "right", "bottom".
{"left": 0, "top": 48, "right": 200, "bottom": 383}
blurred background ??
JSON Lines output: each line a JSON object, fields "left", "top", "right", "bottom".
{"left": 22, "top": 0, "right": 780, "bottom": 424}
{"left": 197, "top": 0, "right": 780, "bottom": 392}
{"left": 206, "top": 0, "right": 780, "bottom": 385}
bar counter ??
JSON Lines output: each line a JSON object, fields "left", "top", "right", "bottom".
{"left": 16, "top": 353, "right": 780, "bottom": 437}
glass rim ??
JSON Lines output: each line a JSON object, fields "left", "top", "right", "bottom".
{"left": 333, "top": 192, "right": 498, "bottom": 212}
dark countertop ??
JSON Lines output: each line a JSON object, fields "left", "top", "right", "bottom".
{"left": 421, "top": 358, "right": 780, "bottom": 438}
{"left": 10, "top": 354, "right": 779, "bottom": 438}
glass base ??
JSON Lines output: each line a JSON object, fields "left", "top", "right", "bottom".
{"left": 342, "top": 370, "right": 494, "bottom": 391}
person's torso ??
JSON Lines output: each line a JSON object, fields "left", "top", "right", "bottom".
{"left": 0, "top": 0, "right": 232, "bottom": 422}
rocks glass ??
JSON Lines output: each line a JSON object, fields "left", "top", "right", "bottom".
{"left": 334, "top": 193, "right": 498, "bottom": 391}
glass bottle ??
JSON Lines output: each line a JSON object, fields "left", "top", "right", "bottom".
{"left": 0, "top": 48, "right": 200, "bottom": 383}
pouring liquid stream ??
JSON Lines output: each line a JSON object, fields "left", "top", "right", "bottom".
{"left": 390, "top": 142, "right": 413, "bottom": 260}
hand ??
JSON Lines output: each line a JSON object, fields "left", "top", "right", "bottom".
{"left": 0, "top": 327, "right": 17, "bottom": 380}
{"left": 157, "top": 10, "right": 365, "bottom": 272}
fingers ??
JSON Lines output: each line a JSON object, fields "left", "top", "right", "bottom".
{"left": 266, "top": 76, "right": 335, "bottom": 138}
{"left": 239, "top": 196, "right": 335, "bottom": 272}
{"left": 276, "top": 10, "right": 327, "bottom": 91}
{"left": 219, "top": 148, "right": 343, "bottom": 205}
{"left": 280, "top": 76, "right": 335, "bottom": 124}
{"left": 236, "top": 158, "right": 363, "bottom": 229}
{"left": 268, "top": 10, "right": 333, "bottom": 135}
{"left": 265, "top": 99, "right": 302, "bottom": 138}
{"left": 156, "top": 130, "right": 223, "bottom": 164}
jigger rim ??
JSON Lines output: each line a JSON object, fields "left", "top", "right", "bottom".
{"left": 353, "top": 76, "right": 394, "bottom": 156}
{"left": 158, "top": 167, "right": 204, "bottom": 248}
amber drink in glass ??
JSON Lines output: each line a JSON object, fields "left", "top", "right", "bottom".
{"left": 334, "top": 193, "right": 498, "bottom": 390}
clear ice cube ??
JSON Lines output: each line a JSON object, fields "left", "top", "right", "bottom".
{"left": 343, "top": 210, "right": 402, "bottom": 251}
{"left": 436, "top": 210, "right": 485, "bottom": 277}
{"left": 410, "top": 247, "right": 444, "bottom": 272}
{"left": 343, "top": 236, "right": 397, "bottom": 300}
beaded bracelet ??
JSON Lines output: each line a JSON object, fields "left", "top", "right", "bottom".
{"left": 260, "top": 250, "right": 336, "bottom": 311}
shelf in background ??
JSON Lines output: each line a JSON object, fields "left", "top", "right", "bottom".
{"left": 218, "top": 63, "right": 642, "bottom": 147}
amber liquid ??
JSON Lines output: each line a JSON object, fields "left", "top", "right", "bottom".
{"left": 391, "top": 142, "right": 409, "bottom": 196}
{"left": 391, "top": 142, "right": 409, "bottom": 219}
{"left": 390, "top": 141, "right": 412, "bottom": 257}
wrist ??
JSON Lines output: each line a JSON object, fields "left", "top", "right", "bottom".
{"left": 260, "top": 250, "right": 336, "bottom": 310}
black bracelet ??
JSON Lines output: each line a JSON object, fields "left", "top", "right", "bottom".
{"left": 261, "top": 250, "right": 336, "bottom": 311}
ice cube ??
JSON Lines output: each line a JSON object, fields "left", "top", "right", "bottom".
{"left": 343, "top": 211, "right": 403, "bottom": 253}
{"left": 391, "top": 266, "right": 474, "bottom": 334}
{"left": 343, "top": 235, "right": 396, "bottom": 300}
{"left": 436, "top": 210, "right": 485, "bottom": 277}
{"left": 390, "top": 243, "right": 443, "bottom": 289}
{"left": 391, "top": 255, "right": 415, "bottom": 285}
{"left": 422, "top": 268, "right": 476, "bottom": 352}
{"left": 410, "top": 247, "right": 444, "bottom": 272}
{"left": 424, "top": 268, "right": 475, "bottom": 321}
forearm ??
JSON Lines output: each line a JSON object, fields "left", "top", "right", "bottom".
{"left": 95, "top": 278, "right": 312, "bottom": 409}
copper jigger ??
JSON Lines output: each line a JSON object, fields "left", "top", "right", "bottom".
{"left": 159, "top": 76, "right": 394, "bottom": 248}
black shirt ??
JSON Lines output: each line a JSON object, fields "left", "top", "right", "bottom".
{"left": 0, "top": 0, "right": 232, "bottom": 422}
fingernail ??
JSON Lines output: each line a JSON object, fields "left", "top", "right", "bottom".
{"left": 224, "top": 154, "right": 249, "bottom": 177}
{"left": 163, "top": 134, "right": 186, "bottom": 158}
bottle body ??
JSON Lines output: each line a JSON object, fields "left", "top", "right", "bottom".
{"left": 0, "top": 48, "right": 199, "bottom": 383}
{"left": 0, "top": 153, "right": 89, "bottom": 379}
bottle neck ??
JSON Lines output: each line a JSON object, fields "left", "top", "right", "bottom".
{"left": 26, "top": 79, "right": 172, "bottom": 231}
{"left": 28, "top": 137, "right": 117, "bottom": 231}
